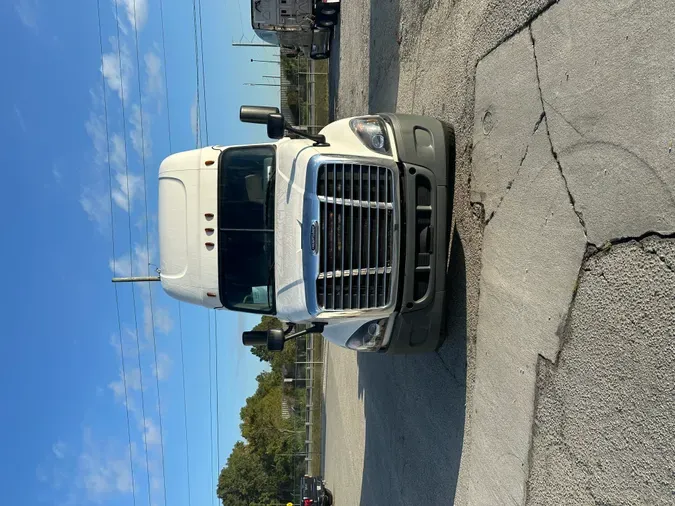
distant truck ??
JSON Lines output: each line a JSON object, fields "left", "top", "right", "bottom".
{"left": 251, "top": 0, "right": 340, "bottom": 59}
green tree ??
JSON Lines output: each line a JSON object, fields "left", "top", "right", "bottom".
{"left": 218, "top": 316, "right": 307, "bottom": 505}
{"left": 216, "top": 442, "right": 275, "bottom": 506}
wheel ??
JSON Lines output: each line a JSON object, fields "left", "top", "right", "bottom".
{"left": 319, "top": 6, "right": 337, "bottom": 15}
{"left": 322, "top": 488, "right": 334, "bottom": 506}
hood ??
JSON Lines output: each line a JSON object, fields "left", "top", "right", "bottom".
{"left": 273, "top": 138, "right": 318, "bottom": 321}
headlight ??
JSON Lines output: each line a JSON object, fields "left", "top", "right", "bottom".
{"left": 349, "top": 117, "right": 391, "bottom": 155}
{"left": 345, "top": 318, "right": 389, "bottom": 352}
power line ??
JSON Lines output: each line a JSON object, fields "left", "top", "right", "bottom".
{"left": 114, "top": 0, "right": 152, "bottom": 504}
{"left": 215, "top": 311, "right": 221, "bottom": 473}
{"left": 178, "top": 302, "right": 193, "bottom": 506}
{"left": 158, "top": 0, "right": 173, "bottom": 152}
{"left": 131, "top": 0, "right": 168, "bottom": 502}
{"left": 158, "top": 3, "right": 190, "bottom": 506}
{"left": 208, "top": 309, "right": 215, "bottom": 505}
{"left": 97, "top": 0, "right": 138, "bottom": 504}
{"left": 197, "top": 0, "right": 210, "bottom": 145}
{"left": 192, "top": 0, "right": 201, "bottom": 148}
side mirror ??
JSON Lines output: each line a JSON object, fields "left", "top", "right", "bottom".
{"left": 240, "top": 105, "right": 280, "bottom": 124}
{"left": 242, "top": 331, "right": 268, "bottom": 346}
{"left": 241, "top": 328, "right": 286, "bottom": 352}
{"left": 267, "top": 113, "right": 286, "bottom": 139}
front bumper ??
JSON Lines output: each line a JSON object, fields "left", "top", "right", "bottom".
{"left": 380, "top": 113, "right": 456, "bottom": 354}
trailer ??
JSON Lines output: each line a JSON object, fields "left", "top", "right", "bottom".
{"left": 251, "top": 0, "right": 341, "bottom": 59}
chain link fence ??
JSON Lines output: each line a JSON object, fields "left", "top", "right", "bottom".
{"left": 279, "top": 51, "right": 330, "bottom": 135}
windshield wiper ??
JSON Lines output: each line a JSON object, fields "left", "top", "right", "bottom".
{"left": 264, "top": 169, "right": 276, "bottom": 229}
{"left": 266, "top": 259, "right": 274, "bottom": 308}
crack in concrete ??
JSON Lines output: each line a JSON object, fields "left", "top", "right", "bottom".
{"left": 532, "top": 111, "right": 546, "bottom": 135}
{"left": 542, "top": 98, "right": 585, "bottom": 139}
{"left": 584, "top": 231, "right": 675, "bottom": 261}
{"left": 528, "top": 25, "right": 589, "bottom": 242}
{"left": 484, "top": 113, "right": 545, "bottom": 226}
{"left": 518, "top": 145, "right": 530, "bottom": 168}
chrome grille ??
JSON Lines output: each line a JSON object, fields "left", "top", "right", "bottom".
{"left": 316, "top": 163, "right": 395, "bottom": 310}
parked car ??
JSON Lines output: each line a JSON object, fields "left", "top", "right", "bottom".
{"left": 301, "top": 475, "right": 333, "bottom": 506}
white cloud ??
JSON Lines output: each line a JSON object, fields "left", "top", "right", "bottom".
{"left": 77, "top": 428, "right": 134, "bottom": 501}
{"left": 152, "top": 352, "right": 172, "bottom": 380}
{"left": 14, "top": 0, "right": 39, "bottom": 32}
{"left": 14, "top": 105, "right": 27, "bottom": 132}
{"left": 144, "top": 51, "right": 162, "bottom": 97}
{"left": 115, "top": 0, "right": 149, "bottom": 32}
{"left": 154, "top": 307, "right": 173, "bottom": 335}
{"left": 85, "top": 106, "right": 108, "bottom": 166}
{"left": 112, "top": 171, "right": 143, "bottom": 212}
{"left": 142, "top": 418, "right": 161, "bottom": 447}
{"left": 52, "top": 166, "right": 63, "bottom": 184}
{"left": 101, "top": 37, "right": 132, "bottom": 103}
{"left": 109, "top": 255, "right": 131, "bottom": 278}
{"left": 80, "top": 187, "right": 110, "bottom": 230}
{"left": 109, "top": 133, "right": 127, "bottom": 172}
{"left": 125, "top": 367, "right": 143, "bottom": 391}
{"left": 52, "top": 441, "right": 67, "bottom": 460}
{"left": 130, "top": 103, "right": 151, "bottom": 160}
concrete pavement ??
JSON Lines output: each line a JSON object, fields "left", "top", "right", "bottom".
{"left": 323, "top": 0, "right": 675, "bottom": 504}
{"left": 468, "top": 1, "right": 675, "bottom": 503}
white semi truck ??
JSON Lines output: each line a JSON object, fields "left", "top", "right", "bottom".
{"left": 251, "top": 0, "right": 340, "bottom": 59}
{"left": 158, "top": 107, "right": 455, "bottom": 353}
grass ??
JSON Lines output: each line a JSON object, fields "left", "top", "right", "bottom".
{"left": 313, "top": 59, "right": 330, "bottom": 128}
{"left": 297, "top": 59, "right": 329, "bottom": 134}
{"left": 309, "top": 334, "right": 324, "bottom": 477}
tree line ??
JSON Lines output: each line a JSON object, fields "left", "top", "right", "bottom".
{"left": 216, "top": 316, "right": 307, "bottom": 506}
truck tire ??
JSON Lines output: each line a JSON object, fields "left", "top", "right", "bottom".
{"left": 319, "top": 5, "right": 337, "bottom": 15}
{"left": 322, "top": 488, "right": 334, "bottom": 506}
{"left": 310, "top": 27, "right": 331, "bottom": 59}
{"left": 316, "top": 4, "right": 338, "bottom": 27}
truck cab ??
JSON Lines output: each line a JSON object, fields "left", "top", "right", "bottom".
{"left": 158, "top": 107, "right": 455, "bottom": 353}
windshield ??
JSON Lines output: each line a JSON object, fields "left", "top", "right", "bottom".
{"left": 218, "top": 145, "right": 276, "bottom": 314}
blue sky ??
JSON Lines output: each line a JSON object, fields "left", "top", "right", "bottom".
{"left": 0, "top": 0, "right": 282, "bottom": 505}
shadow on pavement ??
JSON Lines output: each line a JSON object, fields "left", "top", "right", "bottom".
{"left": 356, "top": 229, "right": 467, "bottom": 504}
{"left": 368, "top": 0, "right": 401, "bottom": 113}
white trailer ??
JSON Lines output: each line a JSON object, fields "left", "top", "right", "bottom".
{"left": 251, "top": 0, "right": 341, "bottom": 59}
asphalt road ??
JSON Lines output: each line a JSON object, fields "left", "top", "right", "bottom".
{"left": 323, "top": 0, "right": 675, "bottom": 505}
